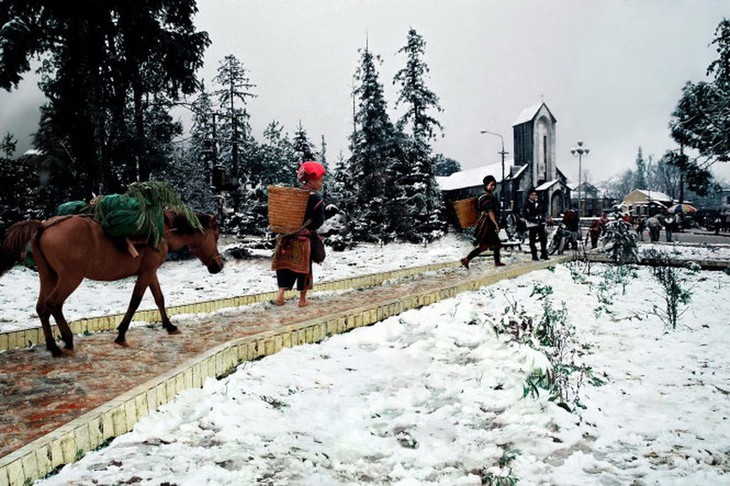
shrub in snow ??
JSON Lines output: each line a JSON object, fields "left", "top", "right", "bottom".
{"left": 643, "top": 249, "right": 693, "bottom": 330}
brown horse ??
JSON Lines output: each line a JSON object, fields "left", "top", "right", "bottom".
{"left": 0, "top": 211, "right": 223, "bottom": 357}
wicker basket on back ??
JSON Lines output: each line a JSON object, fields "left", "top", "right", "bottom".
{"left": 453, "top": 197, "right": 479, "bottom": 228}
{"left": 268, "top": 185, "right": 310, "bottom": 233}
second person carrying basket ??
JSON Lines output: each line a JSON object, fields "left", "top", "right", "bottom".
{"left": 270, "top": 161, "right": 327, "bottom": 307}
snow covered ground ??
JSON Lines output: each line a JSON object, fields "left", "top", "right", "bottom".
{"left": 3, "top": 236, "right": 725, "bottom": 485}
{"left": 33, "top": 256, "right": 730, "bottom": 485}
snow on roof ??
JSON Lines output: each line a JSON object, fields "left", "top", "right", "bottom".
{"left": 509, "top": 164, "right": 528, "bottom": 180}
{"left": 635, "top": 189, "right": 673, "bottom": 202}
{"left": 535, "top": 179, "right": 559, "bottom": 191}
{"left": 435, "top": 163, "right": 507, "bottom": 191}
{"left": 513, "top": 103, "right": 543, "bottom": 125}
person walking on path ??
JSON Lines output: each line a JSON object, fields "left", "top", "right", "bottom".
{"left": 523, "top": 189, "right": 550, "bottom": 261}
{"left": 461, "top": 175, "right": 505, "bottom": 268}
{"left": 272, "top": 161, "right": 326, "bottom": 307}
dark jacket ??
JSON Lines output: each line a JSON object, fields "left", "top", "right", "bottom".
{"left": 524, "top": 200, "right": 547, "bottom": 226}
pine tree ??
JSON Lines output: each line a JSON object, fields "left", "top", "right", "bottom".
{"left": 212, "top": 54, "right": 257, "bottom": 220}
{"left": 633, "top": 147, "right": 648, "bottom": 190}
{"left": 669, "top": 19, "right": 730, "bottom": 194}
{"left": 348, "top": 45, "right": 399, "bottom": 242}
{"left": 433, "top": 153, "right": 461, "bottom": 176}
{"left": 213, "top": 55, "right": 257, "bottom": 185}
{"left": 326, "top": 151, "right": 356, "bottom": 250}
{"left": 153, "top": 84, "right": 216, "bottom": 214}
{"left": 0, "top": 1, "right": 210, "bottom": 199}
{"left": 392, "top": 28, "right": 446, "bottom": 242}
{"left": 292, "top": 121, "right": 317, "bottom": 164}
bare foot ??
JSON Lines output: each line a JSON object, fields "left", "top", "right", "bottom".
{"left": 298, "top": 300, "right": 312, "bottom": 307}
{"left": 274, "top": 299, "right": 285, "bottom": 306}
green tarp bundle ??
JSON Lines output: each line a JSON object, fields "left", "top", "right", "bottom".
{"left": 55, "top": 181, "right": 200, "bottom": 248}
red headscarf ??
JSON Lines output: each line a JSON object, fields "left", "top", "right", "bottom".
{"left": 297, "top": 161, "right": 326, "bottom": 182}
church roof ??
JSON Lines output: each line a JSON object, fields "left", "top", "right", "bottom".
{"left": 513, "top": 102, "right": 556, "bottom": 126}
{"left": 535, "top": 179, "right": 560, "bottom": 191}
{"left": 507, "top": 164, "right": 528, "bottom": 180}
{"left": 435, "top": 162, "right": 510, "bottom": 191}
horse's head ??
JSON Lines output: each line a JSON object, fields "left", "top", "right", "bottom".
{"left": 166, "top": 212, "right": 224, "bottom": 274}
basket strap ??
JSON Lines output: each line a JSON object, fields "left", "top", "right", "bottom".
{"left": 275, "top": 218, "right": 313, "bottom": 238}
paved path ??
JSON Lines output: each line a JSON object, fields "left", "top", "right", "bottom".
{"left": 0, "top": 254, "right": 538, "bottom": 460}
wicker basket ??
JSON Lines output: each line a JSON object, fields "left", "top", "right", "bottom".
{"left": 268, "top": 185, "right": 310, "bottom": 233}
{"left": 453, "top": 197, "right": 478, "bottom": 228}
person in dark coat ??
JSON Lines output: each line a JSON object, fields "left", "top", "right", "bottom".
{"left": 523, "top": 188, "right": 549, "bottom": 260}
{"left": 562, "top": 208, "right": 580, "bottom": 250}
{"left": 272, "top": 161, "right": 326, "bottom": 307}
{"left": 461, "top": 175, "right": 505, "bottom": 268}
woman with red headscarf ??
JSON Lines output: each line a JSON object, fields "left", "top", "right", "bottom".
{"left": 272, "top": 161, "right": 326, "bottom": 307}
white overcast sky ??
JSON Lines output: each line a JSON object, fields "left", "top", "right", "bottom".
{"left": 1, "top": 0, "right": 729, "bottom": 184}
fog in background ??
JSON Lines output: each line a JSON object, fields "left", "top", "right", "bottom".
{"left": 1, "top": 0, "right": 728, "bottom": 184}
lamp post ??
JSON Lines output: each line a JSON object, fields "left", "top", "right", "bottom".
{"left": 570, "top": 141, "right": 590, "bottom": 217}
{"left": 480, "top": 130, "right": 509, "bottom": 213}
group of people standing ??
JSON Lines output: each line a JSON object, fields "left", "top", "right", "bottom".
{"left": 643, "top": 212, "right": 680, "bottom": 242}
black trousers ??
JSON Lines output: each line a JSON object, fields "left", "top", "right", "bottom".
{"left": 528, "top": 225, "right": 548, "bottom": 258}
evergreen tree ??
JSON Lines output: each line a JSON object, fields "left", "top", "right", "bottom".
{"left": 259, "top": 120, "right": 298, "bottom": 186}
{"left": 292, "top": 121, "right": 317, "bottom": 164}
{"left": 1, "top": 132, "right": 16, "bottom": 158}
{"left": 669, "top": 18, "right": 730, "bottom": 194}
{"left": 0, "top": 150, "right": 42, "bottom": 234}
{"left": 153, "top": 85, "right": 216, "bottom": 214}
{"left": 433, "top": 153, "right": 461, "bottom": 176}
{"left": 326, "top": 151, "right": 356, "bottom": 250}
{"left": 212, "top": 54, "right": 257, "bottom": 223}
{"left": 153, "top": 142, "right": 216, "bottom": 214}
{"left": 394, "top": 28, "right": 444, "bottom": 142}
{"left": 213, "top": 55, "right": 257, "bottom": 188}
{"left": 392, "top": 28, "right": 446, "bottom": 242}
{"left": 348, "top": 46, "right": 399, "bottom": 242}
{"left": 633, "top": 147, "right": 648, "bottom": 190}
{"left": 0, "top": 1, "right": 210, "bottom": 199}
{"left": 190, "top": 83, "right": 217, "bottom": 189}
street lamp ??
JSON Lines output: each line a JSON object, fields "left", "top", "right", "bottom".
{"left": 480, "top": 130, "right": 509, "bottom": 212}
{"left": 570, "top": 141, "right": 590, "bottom": 217}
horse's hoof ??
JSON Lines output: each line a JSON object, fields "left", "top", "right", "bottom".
{"left": 114, "top": 340, "right": 129, "bottom": 348}
{"left": 167, "top": 328, "right": 181, "bottom": 335}
{"left": 50, "top": 350, "right": 64, "bottom": 358}
{"left": 61, "top": 348, "right": 75, "bottom": 356}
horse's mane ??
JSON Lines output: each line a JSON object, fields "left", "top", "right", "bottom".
{"left": 166, "top": 211, "right": 216, "bottom": 234}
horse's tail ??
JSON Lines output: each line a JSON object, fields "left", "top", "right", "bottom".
{"left": 0, "top": 220, "right": 43, "bottom": 277}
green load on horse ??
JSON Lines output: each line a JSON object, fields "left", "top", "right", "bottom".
{"left": 56, "top": 181, "right": 201, "bottom": 248}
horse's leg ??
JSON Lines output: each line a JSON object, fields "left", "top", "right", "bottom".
{"left": 114, "top": 277, "right": 150, "bottom": 346}
{"left": 44, "top": 275, "right": 84, "bottom": 354}
{"left": 148, "top": 273, "right": 179, "bottom": 335}
{"left": 35, "top": 270, "right": 63, "bottom": 357}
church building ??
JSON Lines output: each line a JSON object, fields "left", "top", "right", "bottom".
{"left": 436, "top": 102, "right": 571, "bottom": 221}
{"left": 506, "top": 102, "right": 570, "bottom": 217}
